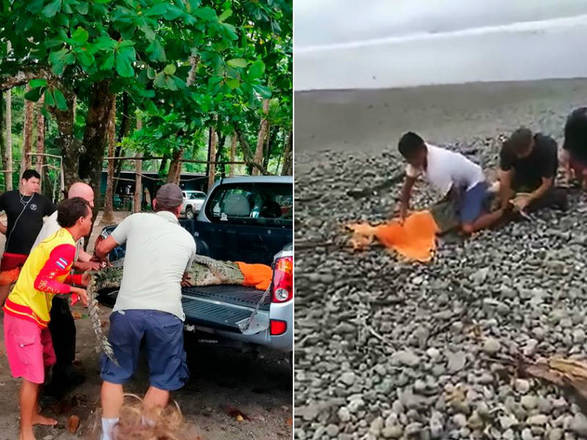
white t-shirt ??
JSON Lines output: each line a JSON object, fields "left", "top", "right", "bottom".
{"left": 111, "top": 211, "right": 196, "bottom": 321}
{"left": 406, "top": 144, "right": 485, "bottom": 195}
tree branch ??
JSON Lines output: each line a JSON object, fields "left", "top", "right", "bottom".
{"left": 0, "top": 68, "right": 57, "bottom": 92}
{"left": 234, "top": 127, "right": 271, "bottom": 176}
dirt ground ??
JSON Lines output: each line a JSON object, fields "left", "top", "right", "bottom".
{"left": 0, "top": 211, "right": 292, "bottom": 439}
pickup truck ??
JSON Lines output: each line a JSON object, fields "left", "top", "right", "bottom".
{"left": 95, "top": 176, "right": 293, "bottom": 353}
{"left": 180, "top": 190, "right": 207, "bottom": 219}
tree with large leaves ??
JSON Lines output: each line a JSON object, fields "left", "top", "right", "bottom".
{"left": 0, "top": 0, "right": 283, "bottom": 194}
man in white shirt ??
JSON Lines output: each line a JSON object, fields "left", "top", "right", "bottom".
{"left": 397, "top": 132, "right": 504, "bottom": 234}
{"left": 33, "top": 182, "right": 101, "bottom": 398}
{"left": 95, "top": 183, "right": 196, "bottom": 440}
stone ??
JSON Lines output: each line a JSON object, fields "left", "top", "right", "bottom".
{"left": 521, "top": 395, "right": 538, "bottom": 410}
{"left": 427, "top": 347, "right": 441, "bottom": 360}
{"left": 471, "top": 267, "right": 489, "bottom": 283}
{"left": 447, "top": 351, "right": 467, "bottom": 373}
{"left": 527, "top": 414, "right": 548, "bottom": 425}
{"left": 325, "top": 424, "right": 340, "bottom": 437}
{"left": 570, "top": 414, "right": 587, "bottom": 436}
{"left": 483, "top": 337, "right": 501, "bottom": 354}
{"left": 381, "top": 425, "right": 403, "bottom": 439}
{"left": 404, "top": 422, "right": 423, "bottom": 436}
{"left": 573, "top": 329, "right": 586, "bottom": 344}
{"left": 429, "top": 411, "right": 444, "bottom": 439}
{"left": 338, "top": 407, "right": 351, "bottom": 422}
{"left": 499, "top": 416, "right": 519, "bottom": 430}
{"left": 548, "top": 428, "right": 564, "bottom": 440}
{"left": 523, "top": 339, "right": 539, "bottom": 356}
{"left": 340, "top": 372, "right": 356, "bottom": 386}
{"left": 467, "top": 411, "right": 484, "bottom": 430}
{"left": 392, "top": 350, "right": 420, "bottom": 367}
{"left": 453, "top": 414, "right": 467, "bottom": 428}
{"left": 514, "top": 379, "right": 531, "bottom": 394}
{"left": 348, "top": 398, "right": 364, "bottom": 413}
{"left": 521, "top": 428, "right": 534, "bottom": 440}
{"left": 370, "top": 416, "right": 384, "bottom": 434}
{"left": 537, "top": 397, "right": 552, "bottom": 413}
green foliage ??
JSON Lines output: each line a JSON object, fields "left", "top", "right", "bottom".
{"left": 0, "top": 0, "right": 292, "bottom": 179}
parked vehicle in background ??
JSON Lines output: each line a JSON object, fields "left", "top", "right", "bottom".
{"left": 180, "top": 190, "right": 207, "bottom": 219}
{"left": 96, "top": 176, "right": 293, "bottom": 354}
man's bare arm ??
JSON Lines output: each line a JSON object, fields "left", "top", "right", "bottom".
{"left": 499, "top": 169, "right": 514, "bottom": 209}
{"left": 397, "top": 176, "right": 417, "bottom": 219}
{"left": 95, "top": 236, "right": 120, "bottom": 260}
{"left": 77, "top": 249, "right": 92, "bottom": 263}
{"left": 0, "top": 223, "right": 6, "bottom": 235}
{"left": 528, "top": 176, "right": 553, "bottom": 203}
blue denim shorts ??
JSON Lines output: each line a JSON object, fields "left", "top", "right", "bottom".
{"left": 100, "top": 310, "right": 189, "bottom": 391}
{"left": 459, "top": 181, "right": 489, "bottom": 224}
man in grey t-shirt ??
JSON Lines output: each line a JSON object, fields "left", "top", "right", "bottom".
{"left": 95, "top": 183, "right": 196, "bottom": 440}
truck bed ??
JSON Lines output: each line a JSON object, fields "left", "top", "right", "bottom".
{"left": 97, "top": 284, "right": 270, "bottom": 334}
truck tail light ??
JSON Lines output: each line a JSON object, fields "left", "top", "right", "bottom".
{"left": 272, "top": 256, "right": 293, "bottom": 303}
{"left": 270, "top": 320, "right": 287, "bottom": 335}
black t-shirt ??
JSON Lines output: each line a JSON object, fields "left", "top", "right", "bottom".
{"left": 500, "top": 133, "right": 558, "bottom": 191}
{"left": 563, "top": 107, "right": 587, "bottom": 164}
{"left": 0, "top": 191, "right": 56, "bottom": 255}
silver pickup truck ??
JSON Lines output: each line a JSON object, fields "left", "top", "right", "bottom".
{"left": 97, "top": 176, "right": 293, "bottom": 354}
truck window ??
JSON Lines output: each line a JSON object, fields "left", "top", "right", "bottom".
{"left": 205, "top": 183, "right": 292, "bottom": 227}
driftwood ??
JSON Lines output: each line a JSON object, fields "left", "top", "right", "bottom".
{"left": 489, "top": 354, "right": 587, "bottom": 413}
{"left": 346, "top": 171, "right": 405, "bottom": 199}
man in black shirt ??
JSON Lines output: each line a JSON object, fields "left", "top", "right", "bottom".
{"left": 0, "top": 169, "right": 56, "bottom": 305}
{"left": 561, "top": 107, "right": 587, "bottom": 190}
{"left": 499, "top": 128, "right": 567, "bottom": 214}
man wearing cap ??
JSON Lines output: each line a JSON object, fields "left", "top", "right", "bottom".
{"left": 95, "top": 183, "right": 196, "bottom": 440}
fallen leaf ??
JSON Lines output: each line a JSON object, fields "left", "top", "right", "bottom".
{"left": 226, "top": 406, "right": 250, "bottom": 421}
{"left": 72, "top": 312, "right": 82, "bottom": 320}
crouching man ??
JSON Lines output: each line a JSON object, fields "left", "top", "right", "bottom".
{"left": 498, "top": 128, "right": 568, "bottom": 215}
{"left": 397, "top": 132, "right": 504, "bottom": 234}
{"left": 95, "top": 183, "right": 196, "bottom": 440}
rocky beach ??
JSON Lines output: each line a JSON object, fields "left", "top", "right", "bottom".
{"left": 294, "top": 79, "right": 587, "bottom": 439}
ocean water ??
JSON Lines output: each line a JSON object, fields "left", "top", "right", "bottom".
{"left": 295, "top": 9, "right": 587, "bottom": 90}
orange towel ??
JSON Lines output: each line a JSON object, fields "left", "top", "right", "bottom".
{"left": 236, "top": 262, "right": 273, "bottom": 291}
{"left": 347, "top": 210, "right": 439, "bottom": 262}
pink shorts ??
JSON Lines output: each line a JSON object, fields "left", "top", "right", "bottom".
{"left": 3, "top": 314, "right": 56, "bottom": 384}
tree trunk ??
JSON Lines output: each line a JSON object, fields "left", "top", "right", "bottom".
{"left": 208, "top": 127, "right": 217, "bottom": 191}
{"left": 158, "top": 157, "right": 168, "bottom": 176}
{"left": 167, "top": 147, "right": 183, "bottom": 184}
{"left": 35, "top": 94, "right": 45, "bottom": 178}
{"left": 253, "top": 99, "right": 270, "bottom": 176}
{"left": 51, "top": 100, "right": 77, "bottom": 189}
{"left": 229, "top": 135, "right": 237, "bottom": 177}
{"left": 102, "top": 99, "right": 116, "bottom": 223}
{"left": 234, "top": 128, "right": 270, "bottom": 176}
{"left": 134, "top": 117, "right": 143, "bottom": 213}
{"left": 263, "top": 126, "right": 278, "bottom": 170}
{"left": 215, "top": 134, "right": 226, "bottom": 176}
{"left": 3, "top": 89, "right": 13, "bottom": 190}
{"left": 113, "top": 93, "right": 130, "bottom": 194}
{"left": 281, "top": 131, "right": 293, "bottom": 176}
{"left": 21, "top": 85, "right": 34, "bottom": 173}
{"left": 78, "top": 81, "right": 115, "bottom": 196}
